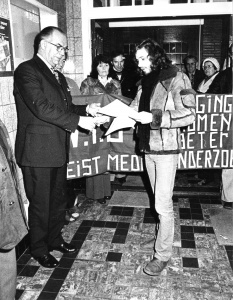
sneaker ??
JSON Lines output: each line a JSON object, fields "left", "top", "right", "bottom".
{"left": 223, "top": 202, "right": 233, "bottom": 210}
{"left": 143, "top": 257, "right": 168, "bottom": 276}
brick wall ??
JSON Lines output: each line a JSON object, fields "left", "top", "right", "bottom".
{"left": 202, "top": 17, "right": 222, "bottom": 66}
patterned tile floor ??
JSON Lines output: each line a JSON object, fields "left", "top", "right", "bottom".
{"left": 16, "top": 172, "right": 233, "bottom": 300}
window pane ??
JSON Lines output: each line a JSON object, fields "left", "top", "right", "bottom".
{"left": 120, "top": 0, "right": 132, "bottom": 5}
{"left": 11, "top": 0, "right": 40, "bottom": 68}
{"left": 163, "top": 43, "right": 169, "bottom": 53}
{"left": 94, "top": 0, "right": 104, "bottom": 6}
{"left": 170, "top": 43, "right": 176, "bottom": 53}
{"left": 182, "top": 43, "right": 188, "bottom": 52}
{"left": 170, "top": 0, "right": 188, "bottom": 3}
{"left": 93, "top": 0, "right": 111, "bottom": 7}
{"left": 135, "top": 0, "right": 153, "bottom": 4}
{"left": 192, "top": 0, "right": 207, "bottom": 2}
{"left": 145, "top": 0, "right": 153, "bottom": 4}
{"left": 170, "top": 54, "right": 176, "bottom": 63}
{"left": 176, "top": 43, "right": 181, "bottom": 53}
{"left": 176, "top": 54, "right": 181, "bottom": 64}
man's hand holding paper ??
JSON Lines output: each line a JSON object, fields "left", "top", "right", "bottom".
{"left": 134, "top": 111, "right": 153, "bottom": 124}
{"left": 93, "top": 115, "right": 110, "bottom": 127}
{"left": 97, "top": 99, "right": 139, "bottom": 135}
{"left": 86, "top": 102, "right": 101, "bottom": 117}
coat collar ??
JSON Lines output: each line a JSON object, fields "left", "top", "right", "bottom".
{"left": 158, "top": 65, "right": 178, "bottom": 82}
{"left": 137, "top": 65, "right": 178, "bottom": 87}
{"left": 33, "top": 55, "right": 60, "bottom": 86}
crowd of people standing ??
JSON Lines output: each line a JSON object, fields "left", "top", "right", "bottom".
{"left": 0, "top": 24, "right": 232, "bottom": 299}
{"left": 182, "top": 50, "right": 233, "bottom": 210}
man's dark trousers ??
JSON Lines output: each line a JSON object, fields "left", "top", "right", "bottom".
{"left": 22, "top": 164, "right": 67, "bottom": 258}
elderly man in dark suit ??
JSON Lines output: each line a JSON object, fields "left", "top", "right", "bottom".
{"left": 14, "top": 26, "right": 99, "bottom": 268}
{"left": 183, "top": 55, "right": 205, "bottom": 91}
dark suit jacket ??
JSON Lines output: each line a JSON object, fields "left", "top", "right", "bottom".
{"left": 14, "top": 55, "right": 87, "bottom": 168}
{"left": 109, "top": 68, "right": 139, "bottom": 99}
{"left": 185, "top": 69, "right": 205, "bottom": 91}
{"left": 207, "top": 67, "right": 232, "bottom": 94}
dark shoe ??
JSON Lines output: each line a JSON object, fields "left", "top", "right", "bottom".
{"left": 97, "top": 198, "right": 106, "bottom": 204}
{"left": 35, "top": 254, "right": 59, "bottom": 268}
{"left": 223, "top": 202, "right": 233, "bottom": 210}
{"left": 114, "top": 177, "right": 126, "bottom": 185}
{"left": 104, "top": 196, "right": 111, "bottom": 200}
{"left": 50, "top": 242, "right": 77, "bottom": 253}
{"left": 143, "top": 257, "right": 168, "bottom": 276}
{"left": 65, "top": 210, "right": 79, "bottom": 222}
{"left": 69, "top": 205, "right": 80, "bottom": 214}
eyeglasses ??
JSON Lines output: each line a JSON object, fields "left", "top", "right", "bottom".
{"left": 44, "top": 40, "right": 69, "bottom": 54}
{"left": 204, "top": 65, "right": 214, "bottom": 70}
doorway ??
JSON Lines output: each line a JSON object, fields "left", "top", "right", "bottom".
{"left": 92, "top": 19, "right": 202, "bottom": 71}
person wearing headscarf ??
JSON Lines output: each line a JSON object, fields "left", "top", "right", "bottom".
{"left": 197, "top": 57, "right": 220, "bottom": 93}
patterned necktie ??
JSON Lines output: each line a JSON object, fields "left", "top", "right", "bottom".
{"left": 51, "top": 67, "right": 61, "bottom": 84}
{"left": 53, "top": 70, "right": 61, "bottom": 85}
{"left": 51, "top": 68, "right": 67, "bottom": 107}
{"left": 190, "top": 73, "right": 194, "bottom": 88}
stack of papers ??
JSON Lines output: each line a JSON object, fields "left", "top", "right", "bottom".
{"left": 98, "top": 99, "right": 139, "bottom": 135}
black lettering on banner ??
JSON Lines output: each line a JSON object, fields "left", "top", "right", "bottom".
{"left": 68, "top": 94, "right": 233, "bottom": 179}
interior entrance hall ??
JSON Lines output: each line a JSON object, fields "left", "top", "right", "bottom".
{"left": 15, "top": 172, "right": 233, "bottom": 300}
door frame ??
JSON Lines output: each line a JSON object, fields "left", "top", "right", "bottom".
{"left": 81, "top": 0, "right": 232, "bottom": 77}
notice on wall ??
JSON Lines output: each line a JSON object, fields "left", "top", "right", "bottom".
{"left": 0, "top": 17, "right": 14, "bottom": 75}
{"left": 67, "top": 94, "right": 233, "bottom": 179}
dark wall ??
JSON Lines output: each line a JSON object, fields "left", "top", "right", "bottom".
{"left": 103, "top": 24, "right": 199, "bottom": 57}
{"left": 202, "top": 16, "right": 230, "bottom": 69}
{"left": 104, "top": 24, "right": 199, "bottom": 69}
{"left": 98, "top": 15, "right": 231, "bottom": 69}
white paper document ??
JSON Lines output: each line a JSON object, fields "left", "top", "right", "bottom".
{"left": 98, "top": 99, "right": 138, "bottom": 135}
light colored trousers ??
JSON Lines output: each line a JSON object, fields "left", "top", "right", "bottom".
{"left": 145, "top": 153, "right": 178, "bottom": 262}
{"left": 0, "top": 248, "right": 16, "bottom": 300}
{"left": 221, "top": 169, "right": 233, "bottom": 202}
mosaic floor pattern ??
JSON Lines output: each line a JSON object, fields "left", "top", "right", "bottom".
{"left": 16, "top": 173, "right": 233, "bottom": 300}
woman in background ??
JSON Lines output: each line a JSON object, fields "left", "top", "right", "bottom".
{"left": 80, "top": 54, "right": 122, "bottom": 204}
{"left": 197, "top": 57, "right": 220, "bottom": 93}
